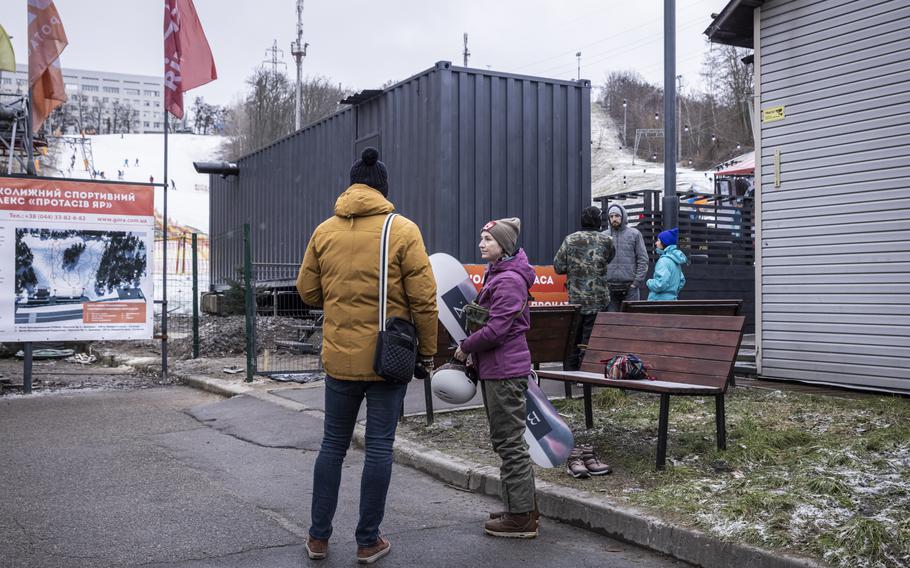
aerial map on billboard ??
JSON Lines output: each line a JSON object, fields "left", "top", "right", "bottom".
{"left": 0, "top": 176, "right": 154, "bottom": 341}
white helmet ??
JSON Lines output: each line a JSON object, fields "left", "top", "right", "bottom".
{"left": 431, "top": 362, "right": 477, "bottom": 404}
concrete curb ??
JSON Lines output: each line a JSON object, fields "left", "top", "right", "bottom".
{"left": 159, "top": 363, "right": 824, "bottom": 568}
{"left": 181, "top": 374, "right": 252, "bottom": 398}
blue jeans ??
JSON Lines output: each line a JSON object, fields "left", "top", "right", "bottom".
{"left": 309, "top": 376, "right": 408, "bottom": 546}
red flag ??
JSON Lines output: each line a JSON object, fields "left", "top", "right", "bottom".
{"left": 164, "top": 0, "right": 217, "bottom": 119}
{"left": 28, "top": 0, "right": 69, "bottom": 133}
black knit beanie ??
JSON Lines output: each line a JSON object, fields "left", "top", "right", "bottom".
{"left": 349, "top": 147, "right": 389, "bottom": 196}
{"left": 581, "top": 206, "right": 602, "bottom": 230}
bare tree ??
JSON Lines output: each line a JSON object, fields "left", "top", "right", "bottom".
{"left": 221, "top": 69, "right": 348, "bottom": 160}
{"left": 599, "top": 41, "right": 754, "bottom": 169}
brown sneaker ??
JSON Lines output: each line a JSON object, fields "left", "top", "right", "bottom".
{"left": 305, "top": 536, "right": 328, "bottom": 560}
{"left": 484, "top": 512, "right": 538, "bottom": 538}
{"left": 566, "top": 447, "right": 590, "bottom": 478}
{"left": 580, "top": 444, "right": 612, "bottom": 476}
{"left": 356, "top": 536, "right": 391, "bottom": 564}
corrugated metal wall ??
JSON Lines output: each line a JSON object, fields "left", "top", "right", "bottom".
{"left": 758, "top": 0, "right": 910, "bottom": 391}
{"left": 210, "top": 62, "right": 591, "bottom": 286}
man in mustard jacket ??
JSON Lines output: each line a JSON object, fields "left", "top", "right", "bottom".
{"left": 296, "top": 147, "right": 437, "bottom": 564}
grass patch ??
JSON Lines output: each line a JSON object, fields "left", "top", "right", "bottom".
{"left": 398, "top": 386, "right": 910, "bottom": 567}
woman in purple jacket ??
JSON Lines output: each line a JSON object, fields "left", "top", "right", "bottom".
{"left": 455, "top": 217, "right": 538, "bottom": 539}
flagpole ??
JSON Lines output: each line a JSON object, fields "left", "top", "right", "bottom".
{"left": 162, "top": 106, "right": 169, "bottom": 381}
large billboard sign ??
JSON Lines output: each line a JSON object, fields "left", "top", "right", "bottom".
{"left": 0, "top": 176, "right": 155, "bottom": 341}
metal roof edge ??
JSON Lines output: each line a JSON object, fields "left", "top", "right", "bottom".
{"left": 704, "top": 0, "right": 763, "bottom": 48}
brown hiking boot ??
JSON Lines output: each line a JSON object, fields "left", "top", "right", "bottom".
{"left": 484, "top": 512, "right": 538, "bottom": 538}
{"left": 356, "top": 536, "right": 391, "bottom": 564}
{"left": 580, "top": 444, "right": 612, "bottom": 476}
{"left": 305, "top": 536, "right": 328, "bottom": 560}
{"left": 566, "top": 447, "right": 590, "bottom": 478}
{"left": 490, "top": 506, "right": 540, "bottom": 528}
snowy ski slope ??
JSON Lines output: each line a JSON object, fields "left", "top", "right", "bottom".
{"left": 52, "top": 133, "right": 225, "bottom": 234}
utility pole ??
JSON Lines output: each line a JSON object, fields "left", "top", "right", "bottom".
{"left": 291, "top": 0, "right": 308, "bottom": 130}
{"left": 622, "top": 98, "right": 627, "bottom": 147}
{"left": 576, "top": 52, "right": 582, "bottom": 80}
{"left": 662, "top": 0, "right": 678, "bottom": 230}
{"left": 677, "top": 74, "right": 683, "bottom": 162}
{"left": 463, "top": 33, "right": 470, "bottom": 67}
{"left": 264, "top": 40, "right": 286, "bottom": 74}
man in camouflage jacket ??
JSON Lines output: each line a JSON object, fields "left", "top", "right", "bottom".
{"left": 553, "top": 206, "right": 615, "bottom": 370}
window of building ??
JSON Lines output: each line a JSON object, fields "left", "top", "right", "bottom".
{"left": 144, "top": 90, "right": 160, "bottom": 97}
{"left": 83, "top": 84, "right": 99, "bottom": 92}
{"left": 103, "top": 86, "right": 119, "bottom": 94}
{"left": 2, "top": 78, "right": 10, "bottom": 85}
{"left": 153, "top": 122, "right": 161, "bottom": 128}
{"left": 154, "top": 101, "right": 160, "bottom": 107}
{"left": 144, "top": 122, "right": 150, "bottom": 127}
{"left": 124, "top": 88, "right": 140, "bottom": 95}
{"left": 144, "top": 101, "right": 150, "bottom": 107}
{"left": 102, "top": 97, "right": 109, "bottom": 103}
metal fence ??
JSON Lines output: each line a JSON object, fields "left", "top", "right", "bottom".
{"left": 153, "top": 232, "right": 207, "bottom": 358}
{"left": 598, "top": 190, "right": 756, "bottom": 333}
{"left": 250, "top": 262, "right": 324, "bottom": 378}
{"left": 208, "top": 223, "right": 323, "bottom": 381}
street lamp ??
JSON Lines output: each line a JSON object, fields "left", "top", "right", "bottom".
{"left": 622, "top": 99, "right": 627, "bottom": 146}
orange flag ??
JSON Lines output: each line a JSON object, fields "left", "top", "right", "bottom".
{"left": 27, "top": 0, "right": 69, "bottom": 133}
{"left": 164, "top": 0, "right": 217, "bottom": 119}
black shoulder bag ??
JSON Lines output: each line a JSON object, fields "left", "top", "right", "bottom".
{"left": 372, "top": 213, "right": 418, "bottom": 384}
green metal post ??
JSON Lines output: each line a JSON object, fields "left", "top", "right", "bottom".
{"left": 191, "top": 233, "right": 199, "bottom": 359}
{"left": 243, "top": 223, "right": 254, "bottom": 382}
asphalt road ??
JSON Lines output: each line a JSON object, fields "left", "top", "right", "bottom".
{"left": 0, "top": 386, "right": 690, "bottom": 568}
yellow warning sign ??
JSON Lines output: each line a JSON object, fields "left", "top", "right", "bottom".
{"left": 762, "top": 106, "right": 785, "bottom": 123}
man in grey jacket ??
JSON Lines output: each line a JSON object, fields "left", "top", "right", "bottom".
{"left": 602, "top": 203, "right": 649, "bottom": 311}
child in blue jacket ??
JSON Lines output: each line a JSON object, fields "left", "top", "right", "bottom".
{"left": 646, "top": 228, "right": 688, "bottom": 301}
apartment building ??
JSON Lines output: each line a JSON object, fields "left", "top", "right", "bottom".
{"left": 0, "top": 64, "right": 165, "bottom": 134}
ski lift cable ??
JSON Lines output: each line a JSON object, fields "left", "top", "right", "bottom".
{"left": 513, "top": 0, "right": 706, "bottom": 72}
{"left": 534, "top": 16, "right": 707, "bottom": 78}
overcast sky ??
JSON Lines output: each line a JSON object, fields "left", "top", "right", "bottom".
{"left": 4, "top": 0, "right": 729, "bottom": 106}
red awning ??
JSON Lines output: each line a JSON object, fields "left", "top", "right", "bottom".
{"left": 715, "top": 151, "right": 754, "bottom": 176}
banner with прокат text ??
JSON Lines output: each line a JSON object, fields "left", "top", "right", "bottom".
{"left": 0, "top": 176, "right": 154, "bottom": 341}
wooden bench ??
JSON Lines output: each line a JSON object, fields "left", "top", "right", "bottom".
{"left": 536, "top": 312, "right": 746, "bottom": 469}
{"left": 421, "top": 305, "right": 581, "bottom": 424}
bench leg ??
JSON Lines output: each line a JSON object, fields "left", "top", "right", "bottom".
{"left": 424, "top": 374, "right": 434, "bottom": 426}
{"left": 564, "top": 381, "right": 573, "bottom": 400}
{"left": 583, "top": 384, "right": 593, "bottom": 429}
{"left": 715, "top": 394, "right": 726, "bottom": 451}
{"left": 656, "top": 394, "right": 670, "bottom": 470}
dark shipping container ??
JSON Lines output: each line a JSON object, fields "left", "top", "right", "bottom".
{"left": 209, "top": 61, "right": 592, "bottom": 286}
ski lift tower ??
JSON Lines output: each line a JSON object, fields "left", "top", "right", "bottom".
{"left": 0, "top": 93, "right": 37, "bottom": 175}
